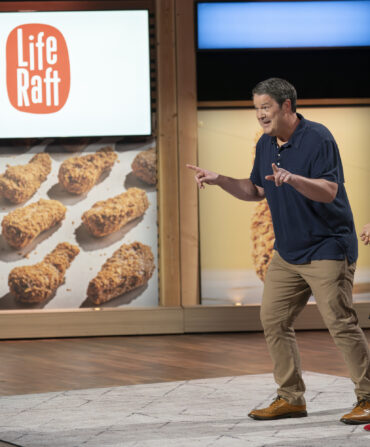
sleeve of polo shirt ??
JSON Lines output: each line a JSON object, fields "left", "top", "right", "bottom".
{"left": 310, "top": 138, "right": 344, "bottom": 184}
{"left": 250, "top": 141, "right": 263, "bottom": 187}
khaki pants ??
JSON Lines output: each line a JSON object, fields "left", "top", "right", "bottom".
{"left": 261, "top": 251, "right": 370, "bottom": 405}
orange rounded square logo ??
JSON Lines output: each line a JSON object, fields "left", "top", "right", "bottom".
{"left": 6, "top": 24, "right": 70, "bottom": 114}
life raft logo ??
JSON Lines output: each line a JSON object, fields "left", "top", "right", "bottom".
{"left": 6, "top": 24, "right": 70, "bottom": 114}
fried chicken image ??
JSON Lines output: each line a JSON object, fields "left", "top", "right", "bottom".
{"left": 2, "top": 199, "right": 66, "bottom": 249}
{"left": 250, "top": 129, "right": 275, "bottom": 281}
{"left": 58, "top": 146, "right": 117, "bottom": 194}
{"left": 82, "top": 187, "right": 149, "bottom": 237}
{"left": 87, "top": 241, "right": 155, "bottom": 304}
{"left": 8, "top": 242, "right": 79, "bottom": 303}
{"left": 251, "top": 200, "right": 275, "bottom": 282}
{"left": 0, "top": 153, "right": 52, "bottom": 204}
{"left": 131, "top": 147, "right": 157, "bottom": 185}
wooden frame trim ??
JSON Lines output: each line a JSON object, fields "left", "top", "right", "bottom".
{"left": 0, "top": 307, "right": 184, "bottom": 339}
{"left": 176, "top": 0, "right": 200, "bottom": 306}
{"left": 183, "top": 303, "right": 370, "bottom": 333}
{"left": 0, "top": 1, "right": 155, "bottom": 12}
{"left": 1, "top": 302, "right": 368, "bottom": 339}
{"left": 156, "top": 0, "right": 182, "bottom": 307}
{"left": 198, "top": 98, "right": 370, "bottom": 109}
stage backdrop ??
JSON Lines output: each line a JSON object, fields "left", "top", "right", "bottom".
{"left": 0, "top": 139, "right": 158, "bottom": 310}
{"left": 198, "top": 107, "right": 370, "bottom": 305}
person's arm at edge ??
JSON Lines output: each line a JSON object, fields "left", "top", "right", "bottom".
{"left": 360, "top": 223, "right": 370, "bottom": 246}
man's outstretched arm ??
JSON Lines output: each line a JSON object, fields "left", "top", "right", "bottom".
{"left": 186, "top": 164, "right": 265, "bottom": 202}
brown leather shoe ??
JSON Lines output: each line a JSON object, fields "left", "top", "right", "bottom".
{"left": 340, "top": 399, "right": 370, "bottom": 425}
{"left": 248, "top": 396, "right": 307, "bottom": 420}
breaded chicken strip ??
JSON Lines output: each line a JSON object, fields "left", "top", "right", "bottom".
{"left": 8, "top": 242, "right": 79, "bottom": 303}
{"left": 131, "top": 147, "right": 156, "bottom": 185}
{"left": 58, "top": 146, "right": 117, "bottom": 194}
{"left": 2, "top": 199, "right": 66, "bottom": 249}
{"left": 87, "top": 242, "right": 155, "bottom": 304}
{"left": 82, "top": 187, "right": 149, "bottom": 237}
{"left": 0, "top": 153, "right": 52, "bottom": 203}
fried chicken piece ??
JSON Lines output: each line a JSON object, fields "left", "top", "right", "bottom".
{"left": 87, "top": 242, "right": 155, "bottom": 304}
{"left": 0, "top": 153, "right": 52, "bottom": 204}
{"left": 131, "top": 147, "right": 157, "bottom": 185}
{"left": 82, "top": 187, "right": 149, "bottom": 237}
{"left": 2, "top": 199, "right": 66, "bottom": 249}
{"left": 58, "top": 146, "right": 117, "bottom": 194}
{"left": 8, "top": 242, "right": 79, "bottom": 303}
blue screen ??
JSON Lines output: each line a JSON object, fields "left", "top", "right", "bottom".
{"left": 197, "top": 1, "right": 370, "bottom": 49}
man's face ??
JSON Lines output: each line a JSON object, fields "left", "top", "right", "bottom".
{"left": 253, "top": 94, "right": 285, "bottom": 136}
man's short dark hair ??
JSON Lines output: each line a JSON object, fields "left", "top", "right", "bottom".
{"left": 252, "top": 78, "right": 297, "bottom": 112}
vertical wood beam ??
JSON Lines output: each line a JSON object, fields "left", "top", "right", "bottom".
{"left": 156, "top": 0, "right": 181, "bottom": 306}
{"left": 175, "top": 0, "right": 200, "bottom": 305}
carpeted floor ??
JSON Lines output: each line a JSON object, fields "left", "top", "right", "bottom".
{"left": 0, "top": 372, "right": 369, "bottom": 446}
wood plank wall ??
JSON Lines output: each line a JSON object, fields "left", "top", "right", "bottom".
{"left": 156, "top": 0, "right": 182, "bottom": 307}
{"left": 176, "top": 0, "right": 200, "bottom": 306}
{"left": 0, "top": 0, "right": 368, "bottom": 338}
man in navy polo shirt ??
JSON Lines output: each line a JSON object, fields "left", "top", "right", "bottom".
{"left": 187, "top": 78, "right": 370, "bottom": 424}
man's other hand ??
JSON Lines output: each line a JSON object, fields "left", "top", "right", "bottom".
{"left": 265, "top": 163, "right": 294, "bottom": 187}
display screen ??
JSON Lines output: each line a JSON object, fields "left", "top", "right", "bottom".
{"left": 0, "top": 10, "right": 151, "bottom": 138}
{"left": 196, "top": 1, "right": 370, "bottom": 101}
{"left": 197, "top": 1, "right": 370, "bottom": 49}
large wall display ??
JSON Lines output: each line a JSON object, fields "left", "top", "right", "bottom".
{"left": 0, "top": 139, "right": 158, "bottom": 309}
{"left": 197, "top": 107, "right": 370, "bottom": 306}
{"left": 197, "top": 1, "right": 370, "bottom": 49}
{"left": 0, "top": 9, "right": 151, "bottom": 138}
{"left": 196, "top": 1, "right": 370, "bottom": 101}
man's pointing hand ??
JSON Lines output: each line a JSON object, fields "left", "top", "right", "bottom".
{"left": 265, "top": 163, "right": 294, "bottom": 187}
{"left": 186, "top": 164, "right": 219, "bottom": 189}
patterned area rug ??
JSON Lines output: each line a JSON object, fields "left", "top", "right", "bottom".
{"left": 0, "top": 372, "right": 369, "bottom": 447}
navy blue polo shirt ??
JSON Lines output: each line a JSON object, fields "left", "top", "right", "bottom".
{"left": 250, "top": 113, "right": 358, "bottom": 264}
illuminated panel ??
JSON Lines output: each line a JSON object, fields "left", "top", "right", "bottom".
{"left": 197, "top": 1, "right": 370, "bottom": 49}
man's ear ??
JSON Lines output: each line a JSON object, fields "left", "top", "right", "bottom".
{"left": 282, "top": 98, "right": 292, "bottom": 113}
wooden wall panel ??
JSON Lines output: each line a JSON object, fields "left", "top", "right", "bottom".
{"left": 183, "top": 303, "right": 370, "bottom": 333}
{"left": 156, "top": 0, "right": 181, "bottom": 307}
{"left": 175, "top": 0, "right": 200, "bottom": 306}
{"left": 0, "top": 308, "right": 183, "bottom": 339}
{"left": 198, "top": 99, "right": 370, "bottom": 109}
{"left": 0, "top": 1, "right": 155, "bottom": 12}
{"left": 1, "top": 0, "right": 365, "bottom": 338}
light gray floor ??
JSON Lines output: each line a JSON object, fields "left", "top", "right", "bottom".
{"left": 0, "top": 372, "right": 369, "bottom": 447}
